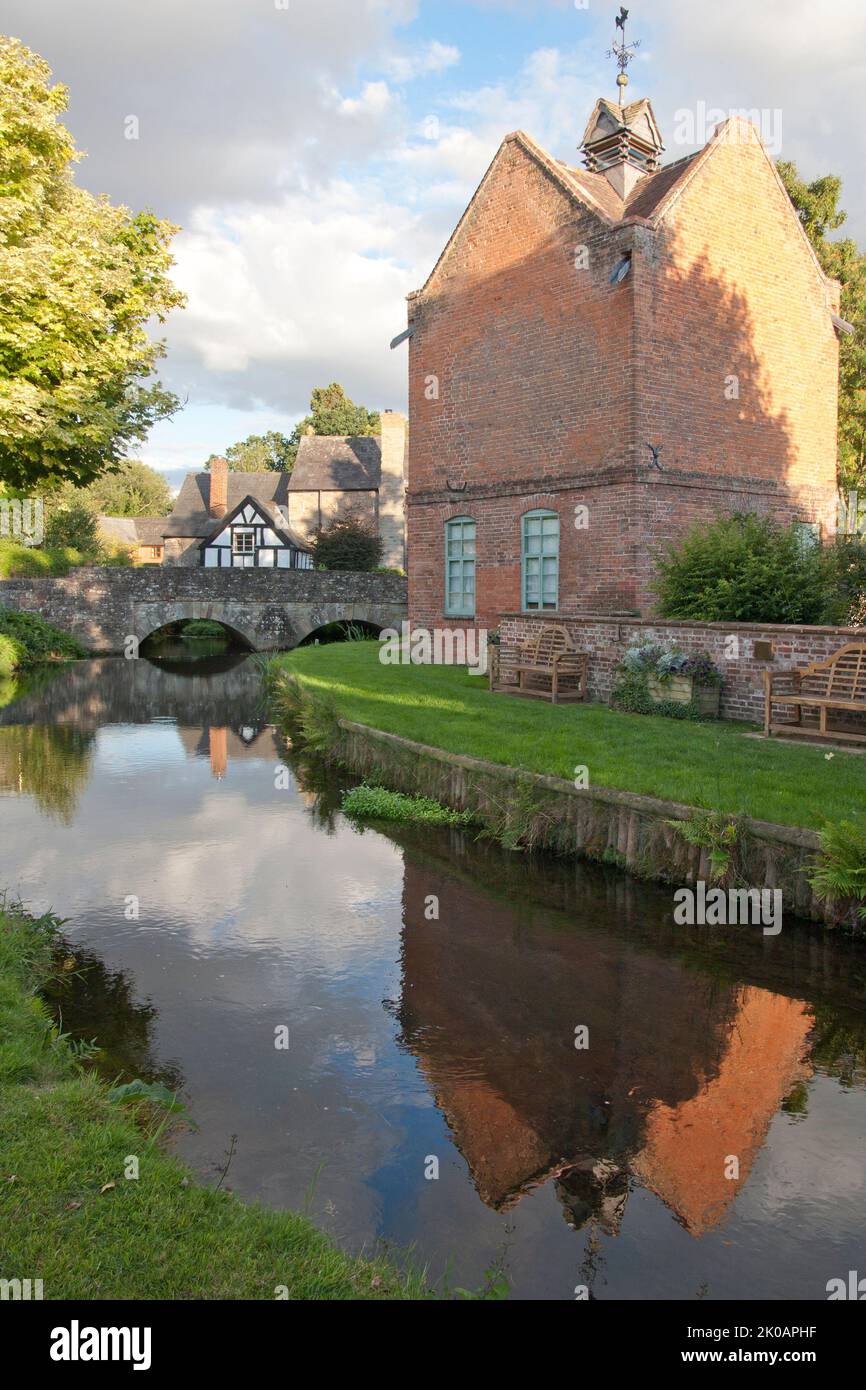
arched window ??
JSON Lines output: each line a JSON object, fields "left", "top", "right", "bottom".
{"left": 521, "top": 510, "right": 559, "bottom": 611}
{"left": 444, "top": 517, "right": 476, "bottom": 617}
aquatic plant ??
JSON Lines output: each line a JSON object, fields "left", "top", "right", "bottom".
{"left": 341, "top": 782, "right": 474, "bottom": 828}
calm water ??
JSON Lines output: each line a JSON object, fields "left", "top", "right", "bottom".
{"left": 2, "top": 654, "right": 866, "bottom": 1301}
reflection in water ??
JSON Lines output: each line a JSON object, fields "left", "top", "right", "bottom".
{"left": 0, "top": 724, "right": 95, "bottom": 822}
{"left": 1, "top": 656, "right": 865, "bottom": 1299}
{"left": 43, "top": 938, "right": 184, "bottom": 1093}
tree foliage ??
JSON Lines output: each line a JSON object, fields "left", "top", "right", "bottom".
{"left": 778, "top": 160, "right": 866, "bottom": 490}
{"left": 654, "top": 513, "right": 828, "bottom": 624}
{"left": 0, "top": 37, "right": 185, "bottom": 491}
{"left": 287, "top": 383, "right": 380, "bottom": 466}
{"left": 68, "top": 459, "right": 173, "bottom": 516}
{"left": 311, "top": 516, "right": 383, "bottom": 572}
{"left": 205, "top": 431, "right": 294, "bottom": 473}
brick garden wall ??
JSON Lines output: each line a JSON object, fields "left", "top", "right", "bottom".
{"left": 499, "top": 612, "right": 866, "bottom": 723}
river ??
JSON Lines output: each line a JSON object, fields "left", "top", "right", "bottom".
{"left": 1, "top": 651, "right": 865, "bottom": 1300}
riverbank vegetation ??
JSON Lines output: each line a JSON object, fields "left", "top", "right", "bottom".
{"left": 0, "top": 899, "right": 426, "bottom": 1300}
{"left": 0, "top": 608, "right": 85, "bottom": 675}
{"left": 266, "top": 643, "right": 864, "bottom": 832}
{"left": 342, "top": 782, "right": 474, "bottom": 827}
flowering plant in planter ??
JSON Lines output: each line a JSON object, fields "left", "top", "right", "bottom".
{"left": 613, "top": 641, "right": 722, "bottom": 719}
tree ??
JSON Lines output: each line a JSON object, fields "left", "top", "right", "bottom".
{"left": 78, "top": 459, "right": 173, "bottom": 516}
{"left": 777, "top": 161, "right": 866, "bottom": 491}
{"left": 0, "top": 38, "right": 185, "bottom": 491}
{"left": 311, "top": 517, "right": 383, "bottom": 572}
{"left": 286, "top": 382, "right": 380, "bottom": 467}
{"left": 204, "top": 431, "right": 294, "bottom": 473}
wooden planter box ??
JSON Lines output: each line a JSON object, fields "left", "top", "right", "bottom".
{"left": 647, "top": 674, "right": 720, "bottom": 718}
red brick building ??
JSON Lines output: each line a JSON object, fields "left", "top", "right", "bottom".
{"left": 404, "top": 96, "right": 843, "bottom": 629}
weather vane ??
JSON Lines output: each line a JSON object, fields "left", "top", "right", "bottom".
{"left": 606, "top": 7, "right": 640, "bottom": 107}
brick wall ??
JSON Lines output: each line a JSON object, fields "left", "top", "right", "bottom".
{"left": 406, "top": 123, "right": 840, "bottom": 625}
{"left": 499, "top": 612, "right": 866, "bottom": 723}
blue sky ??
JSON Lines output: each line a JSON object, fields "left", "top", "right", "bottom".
{"left": 5, "top": 1, "right": 864, "bottom": 490}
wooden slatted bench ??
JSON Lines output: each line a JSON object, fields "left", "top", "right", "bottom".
{"left": 507, "top": 623, "right": 588, "bottom": 704}
{"left": 763, "top": 642, "right": 866, "bottom": 742}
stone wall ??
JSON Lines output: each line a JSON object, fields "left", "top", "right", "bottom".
{"left": 333, "top": 719, "right": 856, "bottom": 928}
{"left": 499, "top": 612, "right": 866, "bottom": 723}
{"left": 0, "top": 566, "right": 407, "bottom": 653}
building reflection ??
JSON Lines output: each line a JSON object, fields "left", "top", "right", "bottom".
{"left": 176, "top": 724, "right": 277, "bottom": 779}
{"left": 397, "top": 854, "right": 812, "bottom": 1238}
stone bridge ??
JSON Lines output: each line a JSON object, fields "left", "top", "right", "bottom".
{"left": 0, "top": 566, "right": 407, "bottom": 653}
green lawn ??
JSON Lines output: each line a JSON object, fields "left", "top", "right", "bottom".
{"left": 0, "top": 902, "right": 426, "bottom": 1300}
{"left": 270, "top": 642, "right": 865, "bottom": 831}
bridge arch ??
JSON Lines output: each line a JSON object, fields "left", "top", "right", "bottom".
{"left": 133, "top": 603, "right": 260, "bottom": 652}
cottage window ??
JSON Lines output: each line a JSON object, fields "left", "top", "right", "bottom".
{"left": 233, "top": 529, "right": 255, "bottom": 556}
{"left": 522, "top": 511, "right": 559, "bottom": 611}
{"left": 444, "top": 517, "right": 476, "bottom": 618}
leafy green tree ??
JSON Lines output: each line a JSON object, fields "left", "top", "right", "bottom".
{"left": 287, "top": 383, "right": 380, "bottom": 466}
{"left": 84, "top": 459, "right": 172, "bottom": 516}
{"left": 43, "top": 498, "right": 99, "bottom": 553}
{"left": 0, "top": 37, "right": 185, "bottom": 491}
{"left": 204, "top": 431, "right": 294, "bottom": 472}
{"left": 778, "top": 161, "right": 866, "bottom": 490}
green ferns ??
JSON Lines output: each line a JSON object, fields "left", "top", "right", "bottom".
{"left": 668, "top": 811, "right": 744, "bottom": 884}
{"left": 808, "top": 821, "right": 866, "bottom": 921}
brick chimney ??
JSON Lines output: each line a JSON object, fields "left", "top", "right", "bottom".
{"left": 378, "top": 411, "right": 407, "bottom": 571}
{"left": 209, "top": 457, "right": 229, "bottom": 518}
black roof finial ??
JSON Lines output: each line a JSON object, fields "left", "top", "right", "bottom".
{"left": 607, "top": 6, "right": 640, "bottom": 107}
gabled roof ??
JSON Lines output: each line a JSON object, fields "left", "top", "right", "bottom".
{"left": 413, "top": 117, "right": 839, "bottom": 302}
{"left": 289, "top": 435, "right": 382, "bottom": 492}
{"left": 97, "top": 515, "right": 166, "bottom": 547}
{"left": 199, "top": 493, "right": 310, "bottom": 552}
{"left": 162, "top": 471, "right": 293, "bottom": 537}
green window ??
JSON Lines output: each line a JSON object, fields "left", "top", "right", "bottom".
{"left": 445, "top": 517, "right": 476, "bottom": 617}
{"left": 522, "top": 510, "right": 559, "bottom": 611}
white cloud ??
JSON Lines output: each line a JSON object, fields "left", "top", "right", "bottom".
{"left": 163, "top": 181, "right": 423, "bottom": 415}
{"left": 382, "top": 39, "right": 461, "bottom": 83}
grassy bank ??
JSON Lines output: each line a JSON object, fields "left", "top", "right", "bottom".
{"left": 266, "top": 643, "right": 864, "bottom": 832}
{"left": 0, "top": 607, "right": 85, "bottom": 675}
{"left": 0, "top": 901, "right": 426, "bottom": 1300}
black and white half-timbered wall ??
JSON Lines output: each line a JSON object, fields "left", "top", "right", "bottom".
{"left": 200, "top": 497, "right": 314, "bottom": 569}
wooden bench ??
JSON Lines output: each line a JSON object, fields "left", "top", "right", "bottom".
{"left": 508, "top": 624, "right": 588, "bottom": 704}
{"left": 763, "top": 642, "right": 866, "bottom": 742}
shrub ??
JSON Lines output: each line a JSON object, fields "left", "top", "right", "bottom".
{"left": 818, "top": 537, "right": 866, "bottom": 625}
{"left": 654, "top": 513, "right": 827, "bottom": 624}
{"left": 0, "top": 608, "right": 86, "bottom": 664}
{"left": 43, "top": 499, "right": 100, "bottom": 555}
{"left": 311, "top": 518, "right": 383, "bottom": 572}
